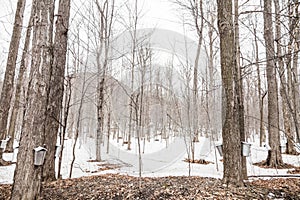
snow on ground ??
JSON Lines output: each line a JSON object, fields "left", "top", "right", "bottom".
{"left": 0, "top": 153, "right": 15, "bottom": 184}
{"left": 0, "top": 136, "right": 299, "bottom": 184}
{"left": 109, "top": 137, "right": 177, "bottom": 155}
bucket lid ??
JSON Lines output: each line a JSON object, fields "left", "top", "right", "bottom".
{"left": 34, "top": 146, "right": 47, "bottom": 152}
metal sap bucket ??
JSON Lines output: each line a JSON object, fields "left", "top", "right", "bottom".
{"left": 242, "top": 142, "right": 251, "bottom": 157}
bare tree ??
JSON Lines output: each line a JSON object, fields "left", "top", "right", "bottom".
{"left": 68, "top": 16, "right": 94, "bottom": 177}
{"left": 217, "top": 0, "right": 243, "bottom": 186}
{"left": 137, "top": 45, "right": 151, "bottom": 179}
{"left": 6, "top": 3, "right": 34, "bottom": 153}
{"left": 178, "top": 27, "right": 194, "bottom": 162}
{"left": 291, "top": 10, "right": 300, "bottom": 145}
{"left": 0, "top": 0, "right": 27, "bottom": 165}
{"left": 69, "top": 65, "right": 87, "bottom": 179}
{"left": 287, "top": 1, "right": 300, "bottom": 146}
{"left": 127, "top": 0, "right": 139, "bottom": 151}
{"left": 234, "top": 0, "right": 247, "bottom": 179}
{"left": 263, "top": 0, "right": 283, "bottom": 167}
{"left": 11, "top": 0, "right": 55, "bottom": 198}
{"left": 43, "top": 0, "right": 71, "bottom": 182}
{"left": 106, "top": 95, "right": 112, "bottom": 154}
{"left": 251, "top": 18, "right": 266, "bottom": 147}
{"left": 273, "top": 0, "right": 297, "bottom": 155}
{"left": 173, "top": 0, "right": 204, "bottom": 143}
{"left": 57, "top": 74, "right": 73, "bottom": 179}
{"left": 203, "top": 1, "right": 219, "bottom": 140}
{"left": 94, "top": 0, "right": 115, "bottom": 161}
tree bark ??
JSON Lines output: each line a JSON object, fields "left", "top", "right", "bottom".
{"left": 95, "top": 31, "right": 105, "bottom": 161}
{"left": 234, "top": 0, "right": 247, "bottom": 179}
{"left": 42, "top": 0, "right": 71, "bottom": 182}
{"left": 263, "top": 0, "right": 283, "bottom": 167}
{"left": 284, "top": 2, "right": 300, "bottom": 145}
{"left": 106, "top": 101, "right": 111, "bottom": 154}
{"left": 11, "top": 0, "right": 54, "bottom": 199}
{"left": 6, "top": 3, "right": 33, "bottom": 153}
{"left": 217, "top": 0, "right": 243, "bottom": 186}
{"left": 95, "top": 0, "right": 114, "bottom": 161}
{"left": 274, "top": 0, "right": 297, "bottom": 155}
{"left": 192, "top": 0, "right": 204, "bottom": 143}
{"left": 253, "top": 22, "right": 265, "bottom": 147}
{"left": 0, "top": 0, "right": 26, "bottom": 165}
{"left": 290, "top": 2, "right": 300, "bottom": 143}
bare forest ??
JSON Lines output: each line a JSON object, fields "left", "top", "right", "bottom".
{"left": 0, "top": 0, "right": 299, "bottom": 199}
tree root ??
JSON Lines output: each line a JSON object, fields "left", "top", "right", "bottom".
{"left": 254, "top": 160, "right": 295, "bottom": 169}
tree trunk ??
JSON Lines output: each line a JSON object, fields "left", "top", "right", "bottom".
{"left": 274, "top": 0, "right": 297, "bottom": 155}
{"left": 192, "top": 0, "right": 204, "bottom": 143}
{"left": 263, "top": 0, "right": 283, "bottom": 167}
{"left": 42, "top": 0, "right": 71, "bottom": 182}
{"left": 127, "top": 100, "right": 133, "bottom": 150}
{"left": 134, "top": 93, "right": 142, "bottom": 186}
{"left": 57, "top": 76, "right": 73, "bottom": 179}
{"left": 207, "top": 7, "right": 217, "bottom": 140}
{"left": 106, "top": 104, "right": 111, "bottom": 154}
{"left": 284, "top": 2, "right": 300, "bottom": 145}
{"left": 69, "top": 48, "right": 87, "bottom": 178}
{"left": 253, "top": 22, "right": 266, "bottom": 147}
{"left": 11, "top": 0, "right": 54, "bottom": 199}
{"left": 128, "top": 0, "right": 138, "bottom": 151}
{"left": 6, "top": 3, "right": 33, "bottom": 153}
{"left": 69, "top": 104, "right": 82, "bottom": 179}
{"left": 0, "top": 0, "right": 26, "bottom": 165}
{"left": 95, "top": 0, "right": 114, "bottom": 161}
{"left": 217, "top": 0, "right": 243, "bottom": 186}
{"left": 234, "top": 0, "right": 247, "bottom": 179}
{"left": 96, "top": 64, "right": 107, "bottom": 161}
{"left": 291, "top": 2, "right": 300, "bottom": 143}
{"left": 95, "top": 16, "right": 105, "bottom": 162}
{"left": 96, "top": 102, "right": 103, "bottom": 161}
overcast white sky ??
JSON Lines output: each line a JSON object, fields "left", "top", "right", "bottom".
{"left": 0, "top": 0, "right": 184, "bottom": 41}
{"left": 0, "top": 0, "right": 267, "bottom": 79}
{"left": 0, "top": 0, "right": 190, "bottom": 73}
{"left": 136, "top": 0, "right": 181, "bottom": 31}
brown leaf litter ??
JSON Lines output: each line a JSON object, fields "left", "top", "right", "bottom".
{"left": 0, "top": 174, "right": 299, "bottom": 199}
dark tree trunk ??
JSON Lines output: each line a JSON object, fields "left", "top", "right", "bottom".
{"left": 263, "top": 0, "right": 283, "bottom": 167}
{"left": 11, "top": 0, "right": 54, "bottom": 199}
{"left": 273, "top": 0, "right": 297, "bottom": 155}
{"left": 290, "top": 2, "right": 300, "bottom": 144}
{"left": 6, "top": 2, "right": 33, "bottom": 153}
{"left": 43, "top": 0, "right": 71, "bottom": 182}
{"left": 217, "top": 0, "right": 243, "bottom": 186}
{"left": 96, "top": 76, "right": 105, "bottom": 161}
{"left": 0, "top": 0, "right": 26, "bottom": 165}
{"left": 234, "top": 0, "right": 247, "bottom": 179}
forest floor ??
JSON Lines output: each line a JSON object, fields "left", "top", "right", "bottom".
{"left": 0, "top": 174, "right": 299, "bottom": 199}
